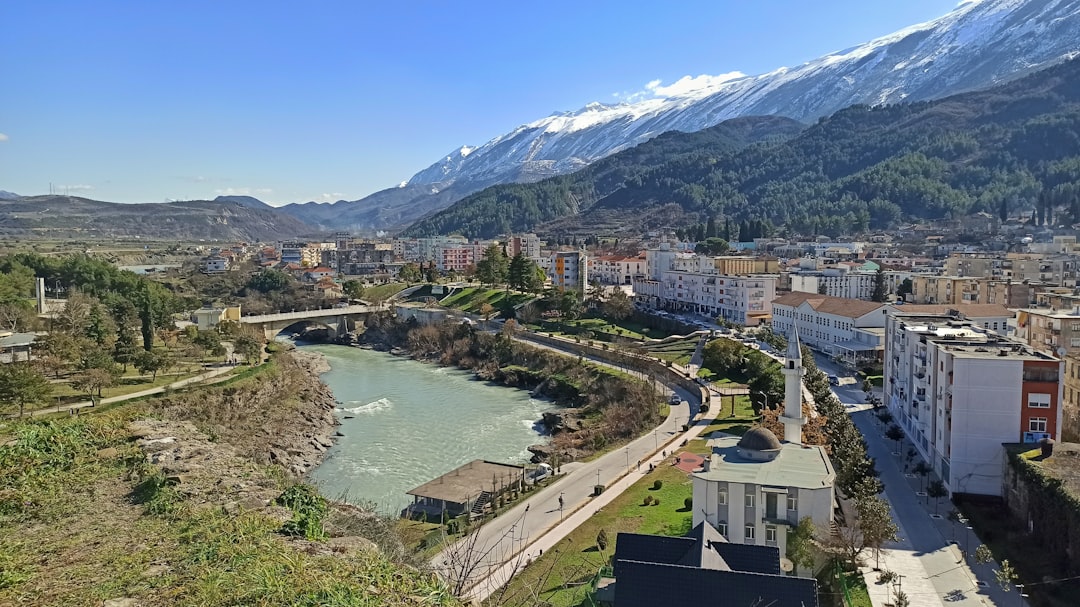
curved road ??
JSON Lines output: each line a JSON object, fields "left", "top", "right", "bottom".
{"left": 433, "top": 333, "right": 720, "bottom": 601}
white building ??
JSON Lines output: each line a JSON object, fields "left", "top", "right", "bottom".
{"left": 550, "top": 251, "right": 588, "bottom": 294}
{"left": 634, "top": 248, "right": 776, "bottom": 326}
{"left": 506, "top": 233, "right": 542, "bottom": 261}
{"left": 203, "top": 256, "right": 230, "bottom": 274}
{"left": 789, "top": 266, "right": 877, "bottom": 300}
{"left": 884, "top": 312, "right": 1063, "bottom": 496}
{"left": 692, "top": 330, "right": 835, "bottom": 571}
{"left": 591, "top": 255, "right": 647, "bottom": 285}
{"left": 771, "top": 292, "right": 891, "bottom": 365}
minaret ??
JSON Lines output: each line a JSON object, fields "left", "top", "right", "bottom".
{"left": 780, "top": 325, "right": 807, "bottom": 443}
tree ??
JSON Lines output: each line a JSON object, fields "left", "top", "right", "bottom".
{"left": 871, "top": 268, "right": 888, "bottom": 302}
{"left": 193, "top": 329, "right": 226, "bottom": 357}
{"left": 112, "top": 326, "right": 139, "bottom": 371}
{"left": 694, "top": 237, "right": 729, "bottom": 255}
{"left": 896, "top": 278, "right": 913, "bottom": 301}
{"left": 233, "top": 332, "right": 263, "bottom": 365}
{"left": 343, "top": 279, "right": 366, "bottom": 300}
{"left": 398, "top": 263, "right": 424, "bottom": 284}
{"left": 601, "top": 288, "right": 633, "bottom": 321}
{"left": 913, "top": 461, "right": 931, "bottom": 492}
{"left": 507, "top": 253, "right": 531, "bottom": 291}
{"left": 857, "top": 494, "right": 899, "bottom": 570}
{"left": 55, "top": 289, "right": 93, "bottom": 335}
{"left": 886, "top": 425, "right": 905, "bottom": 452}
{"left": 786, "top": 516, "right": 817, "bottom": 573}
{"left": 134, "top": 350, "right": 166, "bottom": 381}
{"left": 72, "top": 367, "right": 117, "bottom": 406}
{"left": 0, "top": 363, "right": 52, "bottom": 417}
{"left": 247, "top": 268, "right": 291, "bottom": 293}
{"left": 596, "top": 528, "right": 609, "bottom": 553}
{"left": 476, "top": 244, "right": 509, "bottom": 287}
{"left": 927, "top": 480, "right": 948, "bottom": 514}
{"left": 994, "top": 560, "right": 1018, "bottom": 592}
{"left": 0, "top": 301, "right": 36, "bottom": 332}
{"left": 975, "top": 544, "right": 994, "bottom": 565}
{"left": 85, "top": 302, "right": 118, "bottom": 349}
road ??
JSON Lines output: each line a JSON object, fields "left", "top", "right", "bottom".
{"left": 434, "top": 334, "right": 710, "bottom": 601}
{"left": 814, "top": 354, "right": 1028, "bottom": 607}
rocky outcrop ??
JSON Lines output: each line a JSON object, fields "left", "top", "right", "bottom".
{"left": 145, "top": 350, "right": 339, "bottom": 478}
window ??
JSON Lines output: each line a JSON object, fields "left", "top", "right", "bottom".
{"left": 787, "top": 494, "right": 798, "bottom": 511}
{"left": 718, "top": 489, "right": 727, "bottom": 506}
{"left": 718, "top": 522, "right": 728, "bottom": 538}
{"left": 766, "top": 525, "right": 777, "bottom": 544}
{"left": 745, "top": 525, "right": 755, "bottom": 540}
{"left": 745, "top": 493, "right": 754, "bottom": 508}
{"left": 1028, "top": 393, "right": 1051, "bottom": 408}
{"left": 1030, "top": 417, "right": 1048, "bottom": 432}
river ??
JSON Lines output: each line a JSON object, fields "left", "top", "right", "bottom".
{"left": 303, "top": 343, "right": 557, "bottom": 514}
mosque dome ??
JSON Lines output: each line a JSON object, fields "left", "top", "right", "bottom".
{"left": 736, "top": 427, "right": 783, "bottom": 461}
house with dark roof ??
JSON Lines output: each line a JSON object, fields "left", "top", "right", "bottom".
{"left": 599, "top": 522, "right": 818, "bottom": 607}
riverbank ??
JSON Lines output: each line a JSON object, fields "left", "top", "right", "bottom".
{"left": 144, "top": 349, "right": 339, "bottom": 477}
{"left": 355, "top": 313, "right": 664, "bottom": 463}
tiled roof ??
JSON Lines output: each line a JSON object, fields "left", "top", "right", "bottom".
{"left": 772, "top": 291, "right": 889, "bottom": 319}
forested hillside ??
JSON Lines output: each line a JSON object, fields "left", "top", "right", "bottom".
{"left": 400, "top": 116, "right": 806, "bottom": 237}
{"left": 404, "top": 57, "right": 1080, "bottom": 239}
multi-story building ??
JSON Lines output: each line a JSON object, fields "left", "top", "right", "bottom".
{"left": 328, "top": 243, "right": 396, "bottom": 276}
{"left": 907, "top": 275, "right": 1032, "bottom": 308}
{"left": 711, "top": 256, "right": 779, "bottom": 276}
{"left": 1015, "top": 308, "right": 1080, "bottom": 354}
{"left": 436, "top": 242, "right": 484, "bottom": 273}
{"left": 789, "top": 270, "right": 876, "bottom": 300}
{"left": 277, "top": 241, "right": 335, "bottom": 268}
{"left": 693, "top": 334, "right": 834, "bottom": 571}
{"left": 884, "top": 312, "right": 1062, "bottom": 496}
{"left": 770, "top": 292, "right": 890, "bottom": 365}
{"left": 591, "top": 255, "right": 646, "bottom": 285}
{"left": 898, "top": 304, "right": 1013, "bottom": 335}
{"left": 550, "top": 251, "right": 588, "bottom": 294}
{"left": 634, "top": 249, "right": 776, "bottom": 325}
{"left": 506, "top": 233, "right": 541, "bottom": 261}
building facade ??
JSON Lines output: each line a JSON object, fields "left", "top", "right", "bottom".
{"left": 550, "top": 251, "right": 588, "bottom": 294}
{"left": 770, "top": 292, "right": 890, "bottom": 365}
{"left": 692, "top": 332, "right": 834, "bottom": 570}
{"left": 884, "top": 312, "right": 1062, "bottom": 496}
{"left": 591, "top": 255, "right": 647, "bottom": 285}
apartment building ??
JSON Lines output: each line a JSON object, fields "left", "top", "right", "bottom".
{"left": 634, "top": 253, "right": 776, "bottom": 326}
{"left": 711, "top": 256, "right": 779, "bottom": 276}
{"left": 591, "top": 255, "right": 646, "bottom": 285}
{"left": 884, "top": 312, "right": 1062, "bottom": 496}
{"left": 550, "top": 250, "right": 588, "bottom": 294}
{"left": 436, "top": 242, "right": 484, "bottom": 273}
{"left": 506, "top": 233, "right": 541, "bottom": 261}
{"left": 789, "top": 270, "right": 876, "bottom": 300}
{"left": 771, "top": 292, "right": 890, "bottom": 365}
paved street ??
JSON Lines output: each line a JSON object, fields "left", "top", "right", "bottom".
{"left": 434, "top": 335, "right": 713, "bottom": 601}
{"left": 816, "top": 354, "right": 1030, "bottom": 607}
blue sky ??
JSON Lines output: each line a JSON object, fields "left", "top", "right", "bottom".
{"left": 1, "top": 0, "right": 960, "bottom": 205}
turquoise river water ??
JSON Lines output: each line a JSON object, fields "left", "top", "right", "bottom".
{"left": 303, "top": 343, "right": 557, "bottom": 514}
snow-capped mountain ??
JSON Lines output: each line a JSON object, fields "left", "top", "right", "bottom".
{"left": 410, "top": 0, "right": 1080, "bottom": 190}
{"left": 283, "top": 0, "right": 1080, "bottom": 232}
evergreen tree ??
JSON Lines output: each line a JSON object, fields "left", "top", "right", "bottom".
{"left": 871, "top": 268, "right": 888, "bottom": 302}
{"left": 507, "top": 253, "right": 530, "bottom": 291}
{"left": 476, "top": 244, "right": 509, "bottom": 286}
{"left": 112, "top": 326, "right": 138, "bottom": 371}
{"left": 705, "top": 216, "right": 717, "bottom": 238}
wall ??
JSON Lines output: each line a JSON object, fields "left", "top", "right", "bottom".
{"left": 950, "top": 358, "right": 1023, "bottom": 496}
{"left": 1002, "top": 448, "right": 1080, "bottom": 577}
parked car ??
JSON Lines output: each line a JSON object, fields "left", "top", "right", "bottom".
{"left": 669, "top": 393, "right": 682, "bottom": 405}
{"left": 828, "top": 375, "right": 840, "bottom": 386}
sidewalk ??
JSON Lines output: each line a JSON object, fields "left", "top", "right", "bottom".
{"left": 25, "top": 365, "right": 237, "bottom": 418}
{"left": 465, "top": 380, "right": 725, "bottom": 602}
{"left": 852, "top": 408, "right": 1029, "bottom": 607}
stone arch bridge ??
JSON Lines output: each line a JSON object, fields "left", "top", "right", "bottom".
{"left": 239, "top": 304, "right": 384, "bottom": 340}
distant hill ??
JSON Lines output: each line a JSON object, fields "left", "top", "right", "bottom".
{"left": 212, "top": 195, "right": 274, "bottom": 210}
{"left": 402, "top": 56, "right": 1080, "bottom": 239}
{"left": 0, "top": 190, "right": 20, "bottom": 200}
{"left": 0, "top": 196, "right": 315, "bottom": 241}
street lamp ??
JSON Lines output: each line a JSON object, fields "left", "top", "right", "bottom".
{"left": 625, "top": 446, "right": 630, "bottom": 471}
{"left": 596, "top": 468, "right": 602, "bottom": 486}
{"left": 755, "top": 390, "right": 769, "bottom": 412}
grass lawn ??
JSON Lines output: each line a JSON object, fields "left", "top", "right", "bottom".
{"left": 489, "top": 464, "right": 694, "bottom": 607}
{"left": 439, "top": 287, "right": 534, "bottom": 314}
{"left": 45, "top": 367, "right": 206, "bottom": 407}
{"left": 845, "top": 572, "right": 874, "bottom": 607}
{"left": 643, "top": 337, "right": 698, "bottom": 365}
{"left": 365, "top": 281, "right": 407, "bottom": 302}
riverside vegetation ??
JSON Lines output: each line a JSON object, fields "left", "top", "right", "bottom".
{"left": 0, "top": 350, "right": 463, "bottom": 607}
{"left": 360, "top": 312, "right": 665, "bottom": 460}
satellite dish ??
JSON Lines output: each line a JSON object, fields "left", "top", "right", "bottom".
{"left": 780, "top": 558, "right": 794, "bottom": 573}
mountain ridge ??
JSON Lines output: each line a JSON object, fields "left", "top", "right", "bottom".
{"left": 402, "top": 55, "right": 1080, "bottom": 239}
{"left": 286, "top": 0, "right": 1080, "bottom": 233}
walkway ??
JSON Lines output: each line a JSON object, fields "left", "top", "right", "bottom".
{"left": 433, "top": 337, "right": 717, "bottom": 602}
{"left": 815, "top": 353, "right": 1028, "bottom": 607}
{"left": 24, "top": 365, "right": 237, "bottom": 418}
{"left": 462, "top": 378, "right": 726, "bottom": 603}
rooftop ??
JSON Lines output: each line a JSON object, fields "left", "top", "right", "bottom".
{"left": 896, "top": 303, "right": 1011, "bottom": 318}
{"left": 771, "top": 291, "right": 889, "bottom": 319}
{"left": 406, "top": 460, "right": 524, "bottom": 505}
{"left": 694, "top": 436, "right": 834, "bottom": 489}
